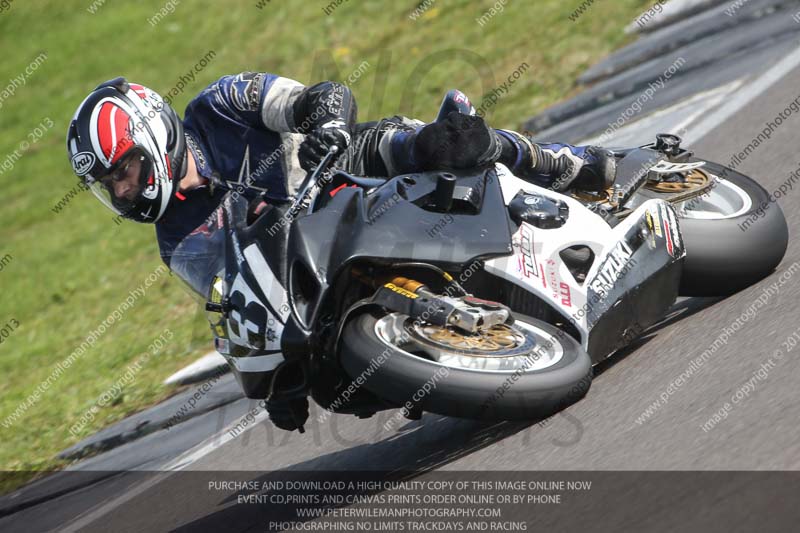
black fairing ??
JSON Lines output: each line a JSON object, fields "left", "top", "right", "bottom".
{"left": 279, "top": 167, "right": 514, "bottom": 358}
{"left": 217, "top": 167, "right": 515, "bottom": 404}
{"left": 303, "top": 168, "right": 513, "bottom": 268}
{"left": 586, "top": 261, "right": 681, "bottom": 362}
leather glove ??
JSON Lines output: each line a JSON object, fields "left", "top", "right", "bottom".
{"left": 413, "top": 111, "right": 501, "bottom": 171}
{"left": 298, "top": 120, "right": 350, "bottom": 172}
{"left": 265, "top": 393, "right": 309, "bottom": 432}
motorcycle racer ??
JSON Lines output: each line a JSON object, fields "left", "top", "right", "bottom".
{"left": 65, "top": 73, "right": 615, "bottom": 430}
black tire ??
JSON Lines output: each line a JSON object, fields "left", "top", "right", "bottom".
{"left": 678, "top": 161, "right": 788, "bottom": 296}
{"left": 339, "top": 312, "right": 592, "bottom": 421}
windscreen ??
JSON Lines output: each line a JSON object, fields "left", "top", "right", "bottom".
{"left": 169, "top": 205, "right": 227, "bottom": 298}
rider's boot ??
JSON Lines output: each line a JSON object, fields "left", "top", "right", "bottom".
{"left": 496, "top": 130, "right": 616, "bottom": 192}
{"left": 266, "top": 391, "right": 309, "bottom": 432}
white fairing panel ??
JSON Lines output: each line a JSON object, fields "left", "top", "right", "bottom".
{"left": 485, "top": 164, "right": 684, "bottom": 350}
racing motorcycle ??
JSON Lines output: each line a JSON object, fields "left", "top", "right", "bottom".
{"left": 170, "top": 102, "right": 788, "bottom": 428}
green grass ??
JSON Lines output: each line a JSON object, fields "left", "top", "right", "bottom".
{"left": 0, "top": 0, "right": 652, "bottom": 490}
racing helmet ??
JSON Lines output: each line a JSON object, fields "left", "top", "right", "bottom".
{"left": 66, "top": 77, "right": 187, "bottom": 223}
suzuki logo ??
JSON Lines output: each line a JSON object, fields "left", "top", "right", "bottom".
{"left": 590, "top": 241, "right": 634, "bottom": 297}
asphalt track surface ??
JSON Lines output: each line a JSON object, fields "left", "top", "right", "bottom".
{"left": 4, "top": 5, "right": 800, "bottom": 533}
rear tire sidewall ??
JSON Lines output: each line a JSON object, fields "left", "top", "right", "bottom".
{"left": 339, "top": 312, "right": 592, "bottom": 420}
{"left": 678, "top": 161, "right": 788, "bottom": 296}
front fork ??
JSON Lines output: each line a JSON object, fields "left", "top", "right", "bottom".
{"left": 369, "top": 276, "right": 512, "bottom": 334}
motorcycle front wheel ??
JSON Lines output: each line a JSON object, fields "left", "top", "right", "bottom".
{"left": 339, "top": 311, "right": 592, "bottom": 421}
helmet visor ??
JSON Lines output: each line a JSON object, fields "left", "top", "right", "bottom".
{"left": 88, "top": 148, "right": 156, "bottom": 218}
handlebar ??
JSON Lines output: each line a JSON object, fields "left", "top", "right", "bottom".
{"left": 289, "top": 145, "right": 339, "bottom": 215}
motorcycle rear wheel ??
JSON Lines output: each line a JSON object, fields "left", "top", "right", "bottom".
{"left": 339, "top": 311, "right": 592, "bottom": 421}
{"left": 674, "top": 161, "right": 788, "bottom": 296}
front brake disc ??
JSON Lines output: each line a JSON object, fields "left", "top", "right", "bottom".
{"left": 407, "top": 321, "right": 531, "bottom": 357}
